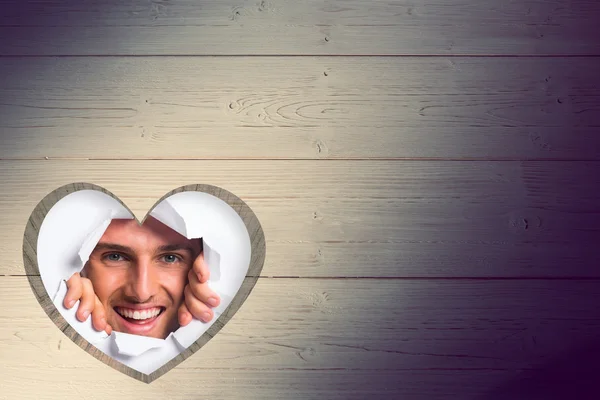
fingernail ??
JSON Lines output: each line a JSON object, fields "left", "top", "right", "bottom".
{"left": 81, "top": 310, "right": 90, "bottom": 319}
{"left": 208, "top": 297, "right": 218, "bottom": 306}
{"left": 67, "top": 300, "right": 75, "bottom": 308}
{"left": 202, "top": 312, "right": 211, "bottom": 322}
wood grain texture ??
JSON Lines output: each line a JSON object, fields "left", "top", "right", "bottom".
{"left": 1, "top": 0, "right": 600, "bottom": 55}
{"left": 1, "top": 160, "right": 598, "bottom": 277}
{"left": 2, "top": 277, "right": 600, "bottom": 399}
{"left": 21, "top": 183, "right": 266, "bottom": 382}
{"left": 1, "top": 57, "right": 599, "bottom": 160}
{"left": 1, "top": 0, "right": 599, "bottom": 397}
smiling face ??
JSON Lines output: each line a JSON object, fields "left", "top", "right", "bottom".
{"left": 82, "top": 216, "right": 201, "bottom": 339}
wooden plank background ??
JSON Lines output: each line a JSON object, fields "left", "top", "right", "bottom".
{"left": 1, "top": 1, "right": 599, "bottom": 399}
{"left": 1, "top": 0, "right": 600, "bottom": 55}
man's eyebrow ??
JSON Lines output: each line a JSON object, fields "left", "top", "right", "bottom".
{"left": 157, "top": 243, "right": 195, "bottom": 255}
{"left": 93, "top": 243, "right": 135, "bottom": 254}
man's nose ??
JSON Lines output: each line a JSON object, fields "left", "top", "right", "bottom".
{"left": 128, "top": 258, "right": 159, "bottom": 302}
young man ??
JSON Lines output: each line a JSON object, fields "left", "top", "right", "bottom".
{"left": 62, "top": 216, "right": 220, "bottom": 339}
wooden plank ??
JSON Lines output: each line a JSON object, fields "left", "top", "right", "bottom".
{"left": 0, "top": 160, "right": 598, "bottom": 277}
{"left": 2, "top": 277, "right": 600, "bottom": 398}
{"left": 1, "top": 57, "right": 599, "bottom": 160}
{"left": 0, "top": 370, "right": 508, "bottom": 400}
{"left": 1, "top": 0, "right": 599, "bottom": 55}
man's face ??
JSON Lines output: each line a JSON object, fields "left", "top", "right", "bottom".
{"left": 82, "top": 216, "right": 201, "bottom": 339}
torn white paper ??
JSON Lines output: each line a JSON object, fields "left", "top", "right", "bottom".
{"left": 37, "top": 189, "right": 252, "bottom": 375}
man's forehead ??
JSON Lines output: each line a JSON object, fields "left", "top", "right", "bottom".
{"left": 100, "top": 216, "right": 192, "bottom": 246}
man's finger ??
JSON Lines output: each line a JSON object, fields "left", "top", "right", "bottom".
{"left": 64, "top": 272, "right": 82, "bottom": 309}
{"left": 184, "top": 285, "right": 214, "bottom": 323}
{"left": 187, "top": 268, "right": 220, "bottom": 308}
{"left": 91, "top": 295, "right": 108, "bottom": 333}
{"left": 192, "top": 252, "right": 210, "bottom": 283}
{"left": 77, "top": 278, "right": 96, "bottom": 322}
{"left": 95, "top": 296, "right": 112, "bottom": 335}
{"left": 178, "top": 301, "right": 193, "bottom": 327}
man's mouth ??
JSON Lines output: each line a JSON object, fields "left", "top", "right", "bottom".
{"left": 114, "top": 306, "right": 165, "bottom": 328}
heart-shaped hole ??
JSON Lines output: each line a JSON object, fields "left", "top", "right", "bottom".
{"left": 23, "top": 183, "right": 265, "bottom": 383}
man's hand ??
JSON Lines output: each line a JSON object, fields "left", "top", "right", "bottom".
{"left": 179, "top": 251, "right": 221, "bottom": 326}
{"left": 63, "top": 272, "right": 112, "bottom": 335}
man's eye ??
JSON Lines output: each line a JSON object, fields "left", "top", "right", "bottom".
{"left": 162, "top": 254, "right": 180, "bottom": 263}
{"left": 105, "top": 253, "right": 125, "bottom": 262}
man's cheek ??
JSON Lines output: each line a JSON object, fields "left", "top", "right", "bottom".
{"left": 160, "top": 272, "right": 189, "bottom": 300}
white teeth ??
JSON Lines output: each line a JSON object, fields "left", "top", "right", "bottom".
{"left": 117, "top": 307, "right": 161, "bottom": 320}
